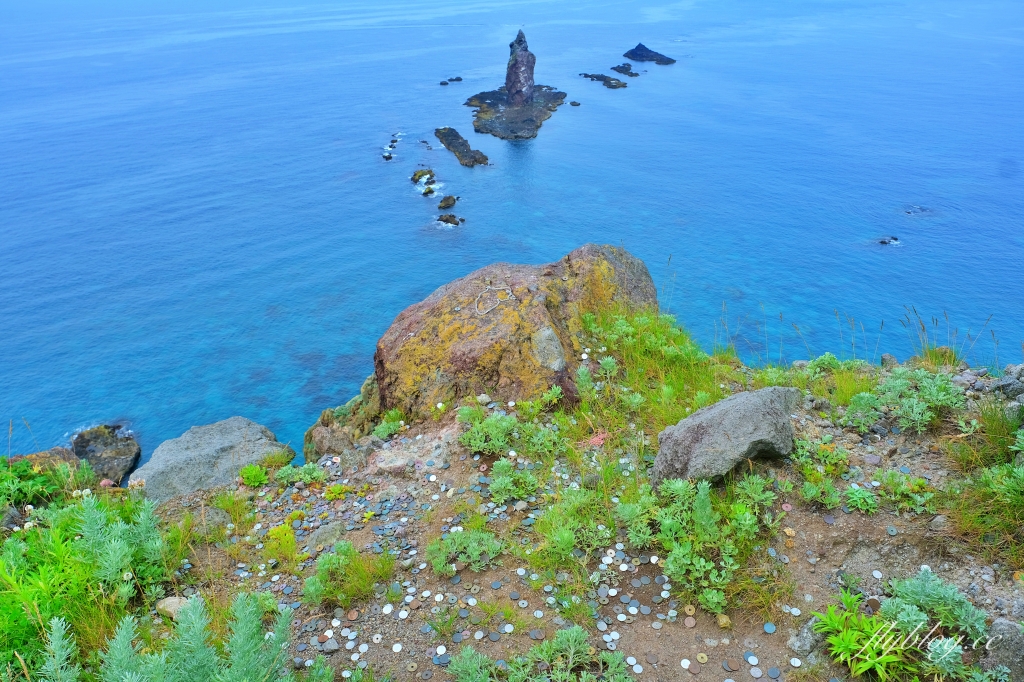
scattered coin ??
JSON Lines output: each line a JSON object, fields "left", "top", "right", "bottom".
{"left": 646, "top": 653, "right": 659, "bottom": 664}
{"left": 763, "top": 622, "right": 776, "bottom": 634}
{"left": 696, "top": 653, "right": 708, "bottom": 664}
{"left": 872, "top": 570, "right": 883, "bottom": 579}
{"left": 684, "top": 617, "right": 696, "bottom": 628}
{"left": 767, "top": 668, "right": 780, "bottom": 679}
{"left": 750, "top": 667, "right": 763, "bottom": 678}
{"left": 684, "top": 604, "right": 697, "bottom": 616}
{"left": 790, "top": 658, "right": 802, "bottom": 668}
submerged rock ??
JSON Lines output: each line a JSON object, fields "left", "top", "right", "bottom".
{"left": 72, "top": 424, "right": 140, "bottom": 483}
{"left": 129, "top": 417, "right": 292, "bottom": 505}
{"left": 652, "top": 387, "right": 800, "bottom": 487}
{"left": 505, "top": 30, "right": 536, "bottom": 106}
{"left": 438, "top": 195, "right": 458, "bottom": 210}
{"left": 623, "top": 43, "right": 676, "bottom": 65}
{"left": 580, "top": 73, "right": 627, "bottom": 89}
{"left": 466, "top": 31, "right": 566, "bottom": 140}
{"left": 374, "top": 244, "right": 657, "bottom": 419}
{"left": 411, "top": 169, "right": 435, "bottom": 184}
{"left": 434, "top": 127, "right": 488, "bottom": 167}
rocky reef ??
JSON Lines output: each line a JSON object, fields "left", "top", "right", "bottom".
{"left": 610, "top": 63, "right": 639, "bottom": 77}
{"left": 466, "top": 31, "right": 566, "bottom": 140}
{"left": 580, "top": 73, "right": 627, "bottom": 89}
{"left": 433, "top": 127, "right": 488, "bottom": 167}
{"left": 623, "top": 42, "right": 676, "bottom": 65}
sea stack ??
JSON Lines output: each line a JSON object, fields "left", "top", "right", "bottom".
{"left": 465, "top": 30, "right": 566, "bottom": 140}
{"left": 505, "top": 30, "right": 536, "bottom": 106}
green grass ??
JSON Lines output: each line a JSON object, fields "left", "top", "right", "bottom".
{"left": 942, "top": 463, "right": 1024, "bottom": 568}
{"left": 258, "top": 448, "right": 294, "bottom": 470}
{"left": 302, "top": 541, "right": 393, "bottom": 608}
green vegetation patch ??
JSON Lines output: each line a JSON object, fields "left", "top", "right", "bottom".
{"left": 426, "top": 530, "right": 503, "bottom": 577}
{"left": 303, "top": 540, "right": 394, "bottom": 608}
{"left": 615, "top": 475, "right": 778, "bottom": 613}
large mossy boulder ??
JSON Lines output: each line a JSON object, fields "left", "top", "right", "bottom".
{"left": 129, "top": 417, "right": 292, "bottom": 505}
{"left": 373, "top": 244, "right": 657, "bottom": 420}
{"left": 72, "top": 424, "right": 140, "bottom": 483}
{"left": 651, "top": 387, "right": 801, "bottom": 488}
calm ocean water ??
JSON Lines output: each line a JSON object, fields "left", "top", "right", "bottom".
{"left": 2, "top": 0, "right": 1022, "bottom": 461}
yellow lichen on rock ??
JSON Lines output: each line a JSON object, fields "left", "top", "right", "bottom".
{"left": 372, "top": 244, "right": 657, "bottom": 419}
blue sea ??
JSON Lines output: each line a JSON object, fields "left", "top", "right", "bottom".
{"left": 2, "top": 0, "right": 1022, "bottom": 461}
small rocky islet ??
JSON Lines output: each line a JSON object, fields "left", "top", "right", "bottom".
{"left": 7, "top": 244, "right": 1024, "bottom": 681}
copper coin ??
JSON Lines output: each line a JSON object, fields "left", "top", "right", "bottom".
{"left": 688, "top": 662, "right": 701, "bottom": 675}
{"left": 684, "top": 616, "right": 697, "bottom": 628}
{"left": 728, "top": 659, "right": 742, "bottom": 671}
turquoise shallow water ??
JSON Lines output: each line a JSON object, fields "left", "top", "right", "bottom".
{"left": 1, "top": 0, "right": 1022, "bottom": 460}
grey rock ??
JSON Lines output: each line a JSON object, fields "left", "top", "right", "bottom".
{"left": 982, "top": 618, "right": 1024, "bottom": 679}
{"left": 1, "top": 507, "right": 24, "bottom": 531}
{"left": 881, "top": 353, "right": 899, "bottom": 369}
{"left": 307, "top": 522, "right": 347, "bottom": 550}
{"left": 929, "top": 515, "right": 948, "bottom": 532}
{"left": 476, "top": 394, "right": 492, "bottom": 405}
{"left": 322, "top": 638, "right": 340, "bottom": 653}
{"left": 787, "top": 616, "right": 824, "bottom": 655}
{"left": 309, "top": 424, "right": 354, "bottom": 457}
{"left": 196, "top": 506, "right": 232, "bottom": 535}
{"left": 791, "top": 360, "right": 809, "bottom": 370}
{"left": 156, "top": 596, "right": 190, "bottom": 621}
{"left": 129, "top": 417, "right": 292, "bottom": 505}
{"left": 992, "top": 369, "right": 1024, "bottom": 399}
{"left": 531, "top": 326, "right": 567, "bottom": 372}
{"left": 1005, "top": 401, "right": 1023, "bottom": 422}
{"left": 72, "top": 424, "right": 141, "bottom": 483}
{"left": 505, "top": 30, "right": 535, "bottom": 106}
{"left": 652, "top": 387, "right": 800, "bottom": 487}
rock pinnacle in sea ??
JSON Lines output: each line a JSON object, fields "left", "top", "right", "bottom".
{"left": 505, "top": 30, "right": 536, "bottom": 107}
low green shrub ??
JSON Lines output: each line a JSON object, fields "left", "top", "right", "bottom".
{"left": 274, "top": 462, "right": 327, "bottom": 486}
{"left": 36, "top": 593, "right": 333, "bottom": 682}
{"left": 372, "top": 409, "right": 404, "bottom": 440}
{"left": 814, "top": 580, "right": 1006, "bottom": 682}
{"left": 532, "top": 488, "right": 613, "bottom": 571}
{"left": 239, "top": 464, "right": 268, "bottom": 487}
{"left": 876, "top": 367, "right": 965, "bottom": 433}
{"left": 488, "top": 459, "right": 538, "bottom": 504}
{"left": 426, "top": 530, "right": 502, "bottom": 577}
{"left": 1, "top": 494, "right": 171, "bottom": 671}
{"left": 448, "top": 625, "right": 636, "bottom": 682}
{"left": 616, "top": 475, "right": 778, "bottom": 613}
